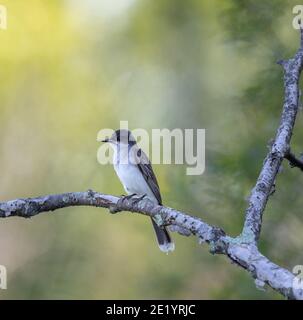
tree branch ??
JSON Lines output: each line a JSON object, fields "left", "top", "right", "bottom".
{"left": 0, "top": 190, "right": 302, "bottom": 299}
{"left": 242, "top": 28, "right": 303, "bottom": 243}
{"left": 285, "top": 150, "right": 303, "bottom": 171}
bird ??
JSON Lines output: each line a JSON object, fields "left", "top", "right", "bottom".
{"left": 101, "top": 129, "right": 175, "bottom": 253}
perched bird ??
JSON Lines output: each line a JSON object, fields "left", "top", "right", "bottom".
{"left": 101, "top": 129, "right": 174, "bottom": 253}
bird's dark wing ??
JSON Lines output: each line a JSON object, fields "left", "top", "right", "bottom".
{"left": 135, "top": 147, "right": 162, "bottom": 205}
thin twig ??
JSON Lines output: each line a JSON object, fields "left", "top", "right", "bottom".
{"left": 285, "top": 151, "right": 303, "bottom": 171}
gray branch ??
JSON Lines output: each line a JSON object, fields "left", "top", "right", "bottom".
{"left": 1, "top": 24, "right": 303, "bottom": 301}
{"left": 0, "top": 190, "right": 302, "bottom": 299}
{"left": 285, "top": 150, "right": 303, "bottom": 171}
{"left": 242, "top": 28, "right": 303, "bottom": 243}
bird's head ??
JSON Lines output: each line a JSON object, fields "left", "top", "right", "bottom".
{"left": 101, "top": 129, "right": 137, "bottom": 146}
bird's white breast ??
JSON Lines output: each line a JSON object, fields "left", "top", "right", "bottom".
{"left": 112, "top": 143, "right": 158, "bottom": 204}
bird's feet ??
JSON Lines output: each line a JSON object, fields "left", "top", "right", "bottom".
{"left": 131, "top": 194, "right": 146, "bottom": 204}
{"left": 119, "top": 193, "right": 146, "bottom": 205}
{"left": 109, "top": 194, "right": 146, "bottom": 214}
{"left": 122, "top": 193, "right": 137, "bottom": 201}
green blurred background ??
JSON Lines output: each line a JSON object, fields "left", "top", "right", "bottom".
{"left": 0, "top": 0, "right": 302, "bottom": 299}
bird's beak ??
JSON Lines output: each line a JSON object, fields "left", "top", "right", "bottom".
{"left": 97, "top": 137, "right": 109, "bottom": 143}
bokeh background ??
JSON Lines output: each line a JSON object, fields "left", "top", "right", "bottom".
{"left": 0, "top": 0, "right": 302, "bottom": 299}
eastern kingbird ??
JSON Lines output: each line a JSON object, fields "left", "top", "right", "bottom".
{"left": 101, "top": 129, "right": 175, "bottom": 253}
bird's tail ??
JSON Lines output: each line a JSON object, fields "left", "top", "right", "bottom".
{"left": 151, "top": 218, "right": 175, "bottom": 253}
